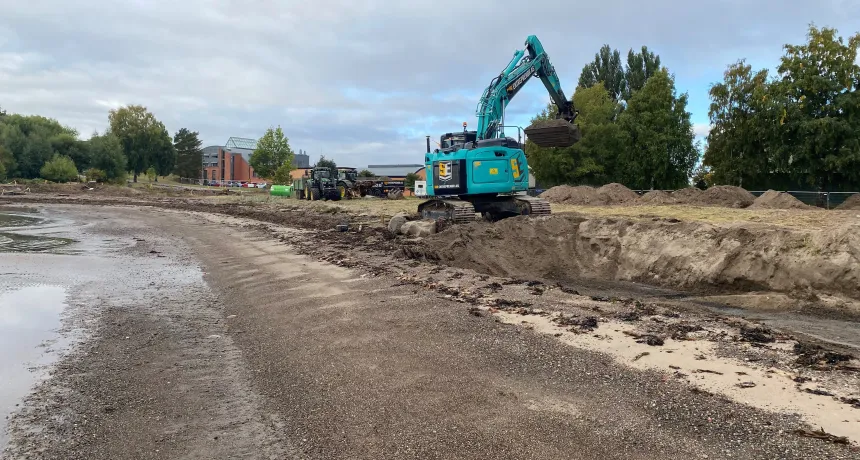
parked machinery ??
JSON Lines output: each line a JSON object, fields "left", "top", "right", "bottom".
{"left": 418, "top": 34, "right": 581, "bottom": 223}
{"left": 336, "top": 168, "right": 361, "bottom": 199}
{"left": 295, "top": 166, "right": 340, "bottom": 201}
{"left": 335, "top": 167, "right": 406, "bottom": 199}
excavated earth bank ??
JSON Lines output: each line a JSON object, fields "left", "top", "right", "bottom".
{"left": 402, "top": 214, "right": 860, "bottom": 302}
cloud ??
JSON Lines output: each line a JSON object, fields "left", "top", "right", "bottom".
{"left": 1, "top": 0, "right": 859, "bottom": 167}
{"left": 693, "top": 123, "right": 712, "bottom": 138}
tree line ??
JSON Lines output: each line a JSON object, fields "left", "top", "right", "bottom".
{"left": 703, "top": 25, "right": 860, "bottom": 192}
{"left": 526, "top": 24, "right": 860, "bottom": 192}
{"left": 0, "top": 104, "right": 204, "bottom": 184}
{"left": 526, "top": 45, "right": 699, "bottom": 190}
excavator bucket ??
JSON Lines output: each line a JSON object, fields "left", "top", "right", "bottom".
{"left": 524, "top": 119, "right": 582, "bottom": 148}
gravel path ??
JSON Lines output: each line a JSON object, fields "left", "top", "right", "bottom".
{"left": 2, "top": 204, "right": 857, "bottom": 459}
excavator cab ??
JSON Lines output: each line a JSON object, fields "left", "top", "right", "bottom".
{"left": 440, "top": 130, "right": 478, "bottom": 151}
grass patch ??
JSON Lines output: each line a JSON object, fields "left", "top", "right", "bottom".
{"left": 549, "top": 204, "right": 850, "bottom": 229}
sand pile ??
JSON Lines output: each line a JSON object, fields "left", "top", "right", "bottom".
{"left": 837, "top": 194, "right": 860, "bottom": 210}
{"left": 637, "top": 190, "right": 676, "bottom": 205}
{"left": 540, "top": 183, "right": 637, "bottom": 205}
{"left": 670, "top": 187, "right": 704, "bottom": 204}
{"left": 698, "top": 185, "right": 756, "bottom": 208}
{"left": 749, "top": 190, "right": 812, "bottom": 210}
{"left": 539, "top": 185, "right": 598, "bottom": 205}
{"left": 404, "top": 214, "right": 860, "bottom": 301}
{"left": 595, "top": 183, "right": 638, "bottom": 204}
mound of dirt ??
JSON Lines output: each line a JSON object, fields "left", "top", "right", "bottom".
{"left": 595, "top": 183, "right": 638, "bottom": 204}
{"left": 698, "top": 185, "right": 756, "bottom": 208}
{"left": 403, "top": 214, "right": 860, "bottom": 302}
{"left": 670, "top": 187, "right": 704, "bottom": 205}
{"left": 540, "top": 183, "right": 636, "bottom": 205}
{"left": 749, "top": 190, "right": 812, "bottom": 210}
{"left": 539, "top": 185, "right": 599, "bottom": 205}
{"left": 837, "top": 194, "right": 860, "bottom": 210}
{"left": 637, "top": 190, "right": 676, "bottom": 205}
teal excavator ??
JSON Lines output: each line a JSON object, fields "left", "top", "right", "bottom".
{"left": 418, "top": 34, "right": 581, "bottom": 223}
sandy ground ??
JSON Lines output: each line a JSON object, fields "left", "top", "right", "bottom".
{"left": 1, "top": 202, "right": 858, "bottom": 459}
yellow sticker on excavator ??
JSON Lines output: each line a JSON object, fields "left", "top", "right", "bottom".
{"left": 510, "top": 158, "right": 521, "bottom": 178}
{"left": 439, "top": 162, "right": 448, "bottom": 177}
{"left": 489, "top": 168, "right": 498, "bottom": 175}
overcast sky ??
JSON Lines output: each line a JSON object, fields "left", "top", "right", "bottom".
{"left": 1, "top": 1, "right": 859, "bottom": 168}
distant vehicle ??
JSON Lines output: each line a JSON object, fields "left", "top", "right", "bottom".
{"left": 295, "top": 167, "right": 340, "bottom": 200}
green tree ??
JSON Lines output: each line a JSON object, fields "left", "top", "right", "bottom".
{"left": 273, "top": 163, "right": 293, "bottom": 185}
{"left": 84, "top": 168, "right": 106, "bottom": 182}
{"left": 404, "top": 172, "right": 419, "bottom": 190}
{"left": 145, "top": 166, "right": 156, "bottom": 182}
{"left": 172, "top": 128, "right": 203, "bottom": 179}
{"left": 87, "top": 133, "right": 128, "bottom": 183}
{"left": 579, "top": 45, "right": 663, "bottom": 105}
{"left": 526, "top": 83, "right": 626, "bottom": 186}
{"left": 703, "top": 60, "right": 777, "bottom": 187}
{"left": 578, "top": 45, "right": 626, "bottom": 101}
{"left": 315, "top": 155, "right": 337, "bottom": 177}
{"left": 150, "top": 125, "right": 175, "bottom": 181}
{"left": 617, "top": 69, "right": 700, "bottom": 189}
{"left": 691, "top": 164, "right": 714, "bottom": 189}
{"left": 0, "top": 145, "right": 13, "bottom": 180}
{"left": 357, "top": 169, "right": 375, "bottom": 177}
{"left": 107, "top": 105, "right": 172, "bottom": 182}
{"left": 773, "top": 24, "right": 860, "bottom": 192}
{"left": 249, "top": 125, "right": 294, "bottom": 178}
{"left": 624, "top": 46, "right": 662, "bottom": 101}
{"left": 0, "top": 113, "right": 77, "bottom": 178}
{"left": 40, "top": 154, "right": 79, "bottom": 182}
{"left": 50, "top": 133, "right": 91, "bottom": 172}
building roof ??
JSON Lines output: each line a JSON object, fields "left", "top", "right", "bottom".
{"left": 226, "top": 137, "right": 257, "bottom": 150}
{"left": 366, "top": 164, "right": 424, "bottom": 178}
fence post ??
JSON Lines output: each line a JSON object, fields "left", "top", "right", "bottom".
{"left": 826, "top": 192, "right": 830, "bottom": 210}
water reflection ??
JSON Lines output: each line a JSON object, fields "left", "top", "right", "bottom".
{"left": 0, "top": 213, "right": 41, "bottom": 230}
{"left": 0, "top": 212, "right": 74, "bottom": 253}
{"left": 0, "top": 285, "right": 68, "bottom": 447}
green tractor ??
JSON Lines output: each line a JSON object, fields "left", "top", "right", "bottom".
{"left": 298, "top": 166, "right": 340, "bottom": 201}
{"left": 336, "top": 167, "right": 360, "bottom": 200}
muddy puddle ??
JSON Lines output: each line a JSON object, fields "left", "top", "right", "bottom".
{"left": 0, "top": 211, "right": 74, "bottom": 253}
{"left": 0, "top": 210, "right": 80, "bottom": 448}
{"left": 0, "top": 286, "right": 70, "bottom": 447}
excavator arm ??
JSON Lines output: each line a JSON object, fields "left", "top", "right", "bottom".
{"left": 474, "top": 35, "right": 580, "bottom": 147}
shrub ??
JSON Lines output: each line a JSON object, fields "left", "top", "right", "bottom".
{"left": 40, "top": 154, "right": 79, "bottom": 183}
{"left": 273, "top": 163, "right": 294, "bottom": 185}
{"left": 85, "top": 168, "right": 106, "bottom": 182}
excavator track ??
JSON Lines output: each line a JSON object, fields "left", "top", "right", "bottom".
{"left": 513, "top": 195, "right": 552, "bottom": 217}
{"left": 418, "top": 199, "right": 476, "bottom": 224}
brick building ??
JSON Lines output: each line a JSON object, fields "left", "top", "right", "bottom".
{"left": 202, "top": 137, "right": 311, "bottom": 183}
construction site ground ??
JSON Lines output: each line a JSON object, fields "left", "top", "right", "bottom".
{"left": 1, "top": 184, "right": 859, "bottom": 459}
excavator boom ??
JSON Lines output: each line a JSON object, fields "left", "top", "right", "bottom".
{"left": 474, "top": 35, "right": 580, "bottom": 148}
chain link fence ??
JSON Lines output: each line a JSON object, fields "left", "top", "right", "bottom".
{"left": 747, "top": 191, "right": 857, "bottom": 209}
